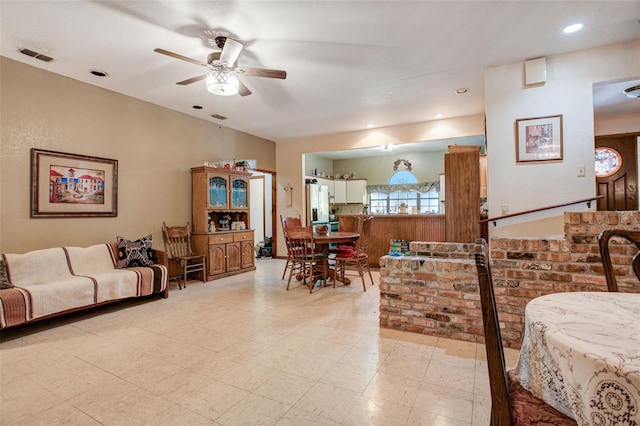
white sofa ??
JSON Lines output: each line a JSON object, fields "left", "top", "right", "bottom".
{"left": 0, "top": 242, "right": 168, "bottom": 329}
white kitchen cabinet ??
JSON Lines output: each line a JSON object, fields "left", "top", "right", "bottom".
{"left": 325, "top": 179, "right": 335, "bottom": 199}
{"left": 333, "top": 180, "right": 347, "bottom": 204}
{"left": 346, "top": 179, "right": 367, "bottom": 203}
{"left": 306, "top": 176, "right": 331, "bottom": 195}
{"left": 310, "top": 177, "right": 335, "bottom": 201}
{"left": 314, "top": 176, "right": 327, "bottom": 186}
{"left": 332, "top": 179, "right": 367, "bottom": 204}
{"left": 316, "top": 177, "right": 333, "bottom": 195}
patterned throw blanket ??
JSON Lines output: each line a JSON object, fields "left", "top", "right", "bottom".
{"left": 0, "top": 243, "right": 167, "bottom": 329}
{"left": 0, "top": 288, "right": 30, "bottom": 328}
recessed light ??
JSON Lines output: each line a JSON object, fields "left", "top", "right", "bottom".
{"left": 90, "top": 70, "right": 109, "bottom": 77}
{"left": 366, "top": 123, "right": 375, "bottom": 129}
{"left": 454, "top": 88, "right": 468, "bottom": 94}
{"left": 563, "top": 23, "right": 583, "bottom": 34}
{"left": 434, "top": 114, "right": 444, "bottom": 119}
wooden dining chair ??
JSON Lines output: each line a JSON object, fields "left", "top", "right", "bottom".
{"left": 333, "top": 216, "right": 374, "bottom": 291}
{"left": 335, "top": 215, "right": 360, "bottom": 248}
{"left": 329, "top": 215, "right": 359, "bottom": 262}
{"left": 161, "top": 222, "right": 207, "bottom": 289}
{"left": 474, "top": 238, "right": 577, "bottom": 426}
{"left": 338, "top": 215, "right": 360, "bottom": 232}
{"left": 280, "top": 215, "right": 303, "bottom": 280}
{"left": 598, "top": 228, "right": 640, "bottom": 292}
{"left": 285, "top": 225, "right": 328, "bottom": 293}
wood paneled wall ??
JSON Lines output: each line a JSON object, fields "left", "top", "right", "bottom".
{"left": 444, "top": 145, "right": 481, "bottom": 243}
{"left": 338, "top": 214, "right": 446, "bottom": 266}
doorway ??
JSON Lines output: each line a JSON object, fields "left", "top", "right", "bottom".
{"left": 250, "top": 170, "right": 277, "bottom": 257}
{"left": 595, "top": 133, "right": 639, "bottom": 211}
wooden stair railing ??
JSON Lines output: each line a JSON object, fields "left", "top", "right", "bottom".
{"left": 479, "top": 196, "right": 604, "bottom": 241}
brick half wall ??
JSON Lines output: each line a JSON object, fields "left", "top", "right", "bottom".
{"left": 379, "top": 211, "right": 640, "bottom": 348}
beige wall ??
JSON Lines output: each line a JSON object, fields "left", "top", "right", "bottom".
{"left": 304, "top": 153, "right": 334, "bottom": 177}
{"left": 305, "top": 149, "right": 449, "bottom": 183}
{"left": 0, "top": 57, "right": 276, "bottom": 253}
{"left": 595, "top": 112, "right": 640, "bottom": 136}
{"left": 334, "top": 150, "right": 447, "bottom": 185}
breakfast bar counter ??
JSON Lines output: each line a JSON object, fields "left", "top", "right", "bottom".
{"left": 337, "top": 214, "right": 446, "bottom": 266}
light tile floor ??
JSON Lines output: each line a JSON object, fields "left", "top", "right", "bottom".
{"left": 0, "top": 258, "right": 519, "bottom": 425}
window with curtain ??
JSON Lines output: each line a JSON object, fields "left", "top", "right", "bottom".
{"left": 367, "top": 170, "right": 440, "bottom": 214}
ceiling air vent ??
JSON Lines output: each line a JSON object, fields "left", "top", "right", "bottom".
{"left": 622, "top": 84, "right": 640, "bottom": 99}
{"left": 19, "top": 48, "right": 53, "bottom": 62}
{"left": 211, "top": 114, "right": 227, "bottom": 120}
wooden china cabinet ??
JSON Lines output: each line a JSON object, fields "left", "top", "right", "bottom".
{"left": 190, "top": 166, "right": 256, "bottom": 280}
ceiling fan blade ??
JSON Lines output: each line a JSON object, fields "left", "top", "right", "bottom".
{"left": 176, "top": 74, "right": 207, "bottom": 85}
{"left": 235, "top": 67, "right": 287, "bottom": 79}
{"left": 154, "top": 48, "right": 207, "bottom": 67}
{"left": 238, "top": 81, "right": 252, "bottom": 97}
{"left": 219, "top": 38, "right": 243, "bottom": 66}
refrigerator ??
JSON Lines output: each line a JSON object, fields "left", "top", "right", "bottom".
{"left": 305, "top": 183, "right": 329, "bottom": 225}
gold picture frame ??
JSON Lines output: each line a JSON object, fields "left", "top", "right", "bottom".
{"left": 31, "top": 148, "right": 118, "bottom": 217}
{"left": 515, "top": 115, "right": 563, "bottom": 163}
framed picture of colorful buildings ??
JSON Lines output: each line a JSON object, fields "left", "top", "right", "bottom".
{"left": 31, "top": 149, "right": 118, "bottom": 217}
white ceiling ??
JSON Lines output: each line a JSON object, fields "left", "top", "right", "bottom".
{"left": 1, "top": 1, "right": 639, "bottom": 146}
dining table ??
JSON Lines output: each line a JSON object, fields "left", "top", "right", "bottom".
{"left": 313, "top": 231, "right": 360, "bottom": 246}
{"left": 516, "top": 291, "right": 640, "bottom": 425}
{"left": 313, "top": 231, "right": 360, "bottom": 285}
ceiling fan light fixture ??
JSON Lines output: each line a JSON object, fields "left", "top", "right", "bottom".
{"left": 206, "top": 68, "right": 239, "bottom": 96}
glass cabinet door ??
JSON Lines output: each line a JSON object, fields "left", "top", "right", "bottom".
{"left": 231, "top": 178, "right": 248, "bottom": 209}
{"left": 209, "top": 176, "right": 228, "bottom": 207}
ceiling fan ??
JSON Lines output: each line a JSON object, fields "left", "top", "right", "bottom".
{"left": 154, "top": 36, "right": 287, "bottom": 97}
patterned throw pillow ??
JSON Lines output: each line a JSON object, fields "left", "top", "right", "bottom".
{"left": 0, "top": 259, "right": 13, "bottom": 289}
{"left": 116, "top": 235, "right": 154, "bottom": 268}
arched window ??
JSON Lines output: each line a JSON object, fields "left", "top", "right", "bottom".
{"left": 389, "top": 170, "right": 417, "bottom": 185}
{"left": 368, "top": 170, "right": 440, "bottom": 214}
{"left": 388, "top": 171, "right": 417, "bottom": 213}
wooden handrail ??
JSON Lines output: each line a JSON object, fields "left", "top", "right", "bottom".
{"left": 480, "top": 196, "right": 604, "bottom": 225}
{"left": 479, "top": 195, "right": 604, "bottom": 240}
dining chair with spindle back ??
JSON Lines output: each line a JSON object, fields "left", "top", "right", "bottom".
{"left": 333, "top": 216, "right": 374, "bottom": 291}
{"left": 285, "top": 225, "right": 328, "bottom": 293}
{"left": 280, "top": 215, "right": 303, "bottom": 280}
{"left": 162, "top": 222, "right": 207, "bottom": 289}
{"left": 474, "top": 238, "right": 577, "bottom": 426}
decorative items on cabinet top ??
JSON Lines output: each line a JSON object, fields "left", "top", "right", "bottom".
{"left": 192, "top": 165, "right": 252, "bottom": 174}
{"left": 192, "top": 165, "right": 252, "bottom": 176}
{"left": 306, "top": 173, "right": 363, "bottom": 180}
{"left": 203, "top": 159, "right": 257, "bottom": 171}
